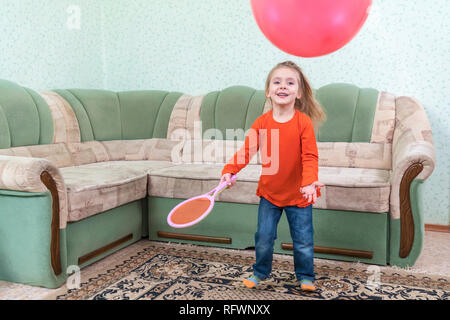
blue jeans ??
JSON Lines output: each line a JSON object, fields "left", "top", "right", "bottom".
{"left": 253, "top": 197, "right": 315, "bottom": 282}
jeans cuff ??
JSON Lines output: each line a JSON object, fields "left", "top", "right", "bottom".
{"left": 253, "top": 271, "right": 268, "bottom": 281}
{"left": 298, "top": 276, "right": 315, "bottom": 282}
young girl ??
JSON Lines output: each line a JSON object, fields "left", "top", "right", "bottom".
{"left": 220, "top": 61, "right": 326, "bottom": 291}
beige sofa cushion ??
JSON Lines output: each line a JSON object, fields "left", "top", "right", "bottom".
{"left": 60, "top": 165, "right": 147, "bottom": 222}
{"left": 0, "top": 138, "right": 182, "bottom": 169}
{"left": 79, "top": 160, "right": 180, "bottom": 173}
{"left": 180, "top": 139, "right": 261, "bottom": 165}
{"left": 40, "top": 91, "right": 82, "bottom": 144}
{"left": 317, "top": 142, "right": 391, "bottom": 170}
{"left": 178, "top": 138, "right": 391, "bottom": 170}
{"left": 0, "top": 143, "right": 74, "bottom": 168}
{"left": 166, "top": 94, "right": 204, "bottom": 141}
{"left": 148, "top": 164, "right": 390, "bottom": 213}
{"left": 315, "top": 167, "right": 390, "bottom": 213}
{"left": 149, "top": 163, "right": 261, "bottom": 204}
{"left": 66, "top": 139, "right": 183, "bottom": 166}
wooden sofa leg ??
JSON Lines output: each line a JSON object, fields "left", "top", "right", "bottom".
{"left": 399, "top": 163, "right": 423, "bottom": 258}
{"left": 40, "top": 171, "right": 62, "bottom": 275}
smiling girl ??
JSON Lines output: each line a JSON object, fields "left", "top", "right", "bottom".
{"left": 220, "top": 61, "right": 326, "bottom": 291}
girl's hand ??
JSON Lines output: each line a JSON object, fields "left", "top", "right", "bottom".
{"left": 300, "top": 181, "right": 324, "bottom": 203}
{"left": 220, "top": 173, "right": 236, "bottom": 188}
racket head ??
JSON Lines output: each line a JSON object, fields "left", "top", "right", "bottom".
{"left": 167, "top": 194, "right": 215, "bottom": 228}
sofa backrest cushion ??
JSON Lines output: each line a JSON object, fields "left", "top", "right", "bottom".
{"left": 118, "top": 91, "right": 184, "bottom": 139}
{"left": 0, "top": 79, "right": 54, "bottom": 148}
{"left": 0, "top": 79, "right": 396, "bottom": 170}
{"left": 182, "top": 84, "right": 394, "bottom": 169}
{"left": 56, "top": 89, "right": 122, "bottom": 141}
{"left": 200, "top": 86, "right": 268, "bottom": 140}
{"left": 313, "top": 83, "right": 380, "bottom": 142}
{"left": 48, "top": 83, "right": 391, "bottom": 146}
{"left": 198, "top": 84, "right": 384, "bottom": 144}
{"left": 52, "top": 89, "right": 183, "bottom": 142}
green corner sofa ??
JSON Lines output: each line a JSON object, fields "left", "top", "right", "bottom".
{"left": 0, "top": 79, "right": 435, "bottom": 288}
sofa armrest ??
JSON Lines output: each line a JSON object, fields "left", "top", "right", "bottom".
{"left": 0, "top": 155, "right": 68, "bottom": 229}
{"left": 391, "top": 141, "right": 435, "bottom": 215}
{"left": 0, "top": 155, "right": 68, "bottom": 276}
{"left": 390, "top": 96, "right": 436, "bottom": 260}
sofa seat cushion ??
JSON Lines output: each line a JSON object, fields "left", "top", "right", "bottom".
{"left": 148, "top": 164, "right": 391, "bottom": 213}
{"left": 149, "top": 163, "right": 261, "bottom": 203}
{"left": 315, "top": 167, "right": 391, "bottom": 213}
{"left": 60, "top": 165, "right": 148, "bottom": 222}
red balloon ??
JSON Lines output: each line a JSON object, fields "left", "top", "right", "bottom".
{"left": 250, "top": 0, "right": 372, "bottom": 57}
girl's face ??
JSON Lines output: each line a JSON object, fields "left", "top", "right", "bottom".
{"left": 266, "top": 67, "right": 301, "bottom": 107}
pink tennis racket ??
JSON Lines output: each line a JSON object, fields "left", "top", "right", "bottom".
{"left": 167, "top": 175, "right": 237, "bottom": 228}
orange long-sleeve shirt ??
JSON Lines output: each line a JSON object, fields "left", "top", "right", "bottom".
{"left": 222, "top": 109, "right": 320, "bottom": 208}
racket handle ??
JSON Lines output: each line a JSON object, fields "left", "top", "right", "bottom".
{"left": 212, "top": 174, "right": 237, "bottom": 197}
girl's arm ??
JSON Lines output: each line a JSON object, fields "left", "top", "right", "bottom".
{"left": 221, "top": 120, "right": 260, "bottom": 185}
{"left": 300, "top": 114, "right": 319, "bottom": 187}
{"left": 299, "top": 114, "right": 323, "bottom": 202}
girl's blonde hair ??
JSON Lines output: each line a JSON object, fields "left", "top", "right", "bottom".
{"left": 265, "top": 61, "right": 326, "bottom": 126}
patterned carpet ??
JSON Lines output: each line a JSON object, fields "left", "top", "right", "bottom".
{"left": 49, "top": 241, "right": 450, "bottom": 300}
